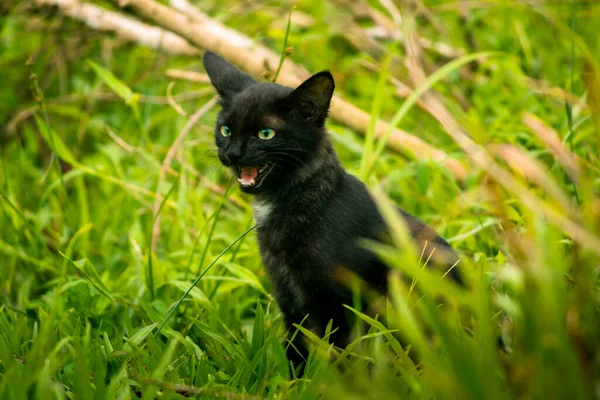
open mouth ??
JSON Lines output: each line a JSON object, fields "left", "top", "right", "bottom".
{"left": 236, "top": 162, "right": 274, "bottom": 188}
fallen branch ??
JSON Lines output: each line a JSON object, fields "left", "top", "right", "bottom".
{"left": 114, "top": 0, "right": 467, "bottom": 180}
{"left": 35, "top": 0, "right": 198, "bottom": 55}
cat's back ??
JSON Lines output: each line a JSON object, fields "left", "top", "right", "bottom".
{"left": 325, "top": 172, "right": 386, "bottom": 239}
{"left": 340, "top": 174, "right": 460, "bottom": 272}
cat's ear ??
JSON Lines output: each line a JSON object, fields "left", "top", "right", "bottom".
{"left": 203, "top": 51, "right": 256, "bottom": 100}
{"left": 284, "top": 71, "right": 334, "bottom": 124}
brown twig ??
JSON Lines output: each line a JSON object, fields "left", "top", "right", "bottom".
{"left": 130, "top": 373, "right": 265, "bottom": 399}
{"left": 165, "top": 69, "right": 210, "bottom": 83}
{"left": 166, "top": 82, "right": 188, "bottom": 117}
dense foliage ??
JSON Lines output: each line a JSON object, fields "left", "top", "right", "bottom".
{"left": 1, "top": 1, "right": 599, "bottom": 399}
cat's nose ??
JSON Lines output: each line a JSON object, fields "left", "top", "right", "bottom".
{"left": 226, "top": 147, "right": 242, "bottom": 164}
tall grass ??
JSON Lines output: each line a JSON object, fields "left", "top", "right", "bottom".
{"left": 1, "top": 1, "right": 599, "bottom": 399}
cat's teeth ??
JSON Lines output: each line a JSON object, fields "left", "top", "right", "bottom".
{"left": 238, "top": 177, "right": 256, "bottom": 187}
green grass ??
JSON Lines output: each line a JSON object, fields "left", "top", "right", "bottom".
{"left": 1, "top": 0, "right": 600, "bottom": 399}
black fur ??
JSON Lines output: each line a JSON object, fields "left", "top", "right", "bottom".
{"left": 203, "top": 51, "right": 460, "bottom": 368}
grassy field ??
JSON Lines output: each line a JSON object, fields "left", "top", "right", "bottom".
{"left": 1, "top": 0, "right": 600, "bottom": 399}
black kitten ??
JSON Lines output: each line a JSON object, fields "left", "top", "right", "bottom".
{"left": 203, "top": 51, "right": 459, "bottom": 368}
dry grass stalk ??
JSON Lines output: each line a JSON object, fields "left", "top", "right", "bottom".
{"left": 151, "top": 97, "right": 218, "bottom": 250}
{"left": 399, "top": 4, "right": 600, "bottom": 255}
{"left": 166, "top": 82, "right": 188, "bottom": 117}
{"left": 332, "top": 0, "right": 464, "bottom": 58}
{"left": 523, "top": 113, "right": 581, "bottom": 181}
{"left": 489, "top": 144, "right": 576, "bottom": 215}
{"left": 524, "top": 77, "right": 588, "bottom": 109}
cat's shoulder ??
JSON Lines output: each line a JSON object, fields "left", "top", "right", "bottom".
{"left": 338, "top": 172, "right": 376, "bottom": 204}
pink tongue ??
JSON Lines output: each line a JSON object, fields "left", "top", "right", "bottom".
{"left": 241, "top": 167, "right": 259, "bottom": 181}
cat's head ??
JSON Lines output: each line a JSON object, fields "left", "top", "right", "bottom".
{"left": 202, "top": 51, "right": 334, "bottom": 194}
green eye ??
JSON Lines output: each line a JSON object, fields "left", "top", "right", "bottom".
{"left": 258, "top": 128, "right": 276, "bottom": 140}
{"left": 220, "top": 125, "right": 231, "bottom": 137}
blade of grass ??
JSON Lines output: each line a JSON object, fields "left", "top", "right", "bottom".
{"left": 34, "top": 122, "right": 175, "bottom": 207}
{"left": 155, "top": 225, "right": 255, "bottom": 336}
{"left": 0, "top": 239, "right": 57, "bottom": 272}
{"left": 0, "top": 189, "right": 46, "bottom": 246}
{"left": 187, "top": 176, "right": 234, "bottom": 280}
{"left": 564, "top": 0, "right": 580, "bottom": 203}
{"left": 29, "top": 70, "right": 66, "bottom": 197}
{"left": 59, "top": 252, "right": 114, "bottom": 301}
{"left": 273, "top": 6, "right": 295, "bottom": 83}
{"left": 87, "top": 59, "right": 149, "bottom": 144}
{"left": 366, "top": 51, "right": 499, "bottom": 178}
{"left": 207, "top": 214, "right": 254, "bottom": 300}
{"left": 58, "top": 251, "right": 140, "bottom": 310}
{"left": 360, "top": 52, "right": 392, "bottom": 181}
{"left": 147, "top": 174, "right": 180, "bottom": 299}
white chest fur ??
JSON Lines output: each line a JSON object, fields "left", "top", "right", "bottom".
{"left": 252, "top": 200, "right": 272, "bottom": 225}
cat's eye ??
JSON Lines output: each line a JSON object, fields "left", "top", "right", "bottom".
{"left": 258, "top": 128, "right": 276, "bottom": 140}
{"left": 220, "top": 125, "right": 231, "bottom": 137}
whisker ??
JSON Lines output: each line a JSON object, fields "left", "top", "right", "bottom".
{"left": 267, "top": 155, "right": 305, "bottom": 169}
{"left": 267, "top": 151, "right": 307, "bottom": 166}
{"left": 270, "top": 162, "right": 294, "bottom": 180}
{"left": 271, "top": 142, "right": 315, "bottom": 156}
{"left": 206, "top": 163, "right": 224, "bottom": 176}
